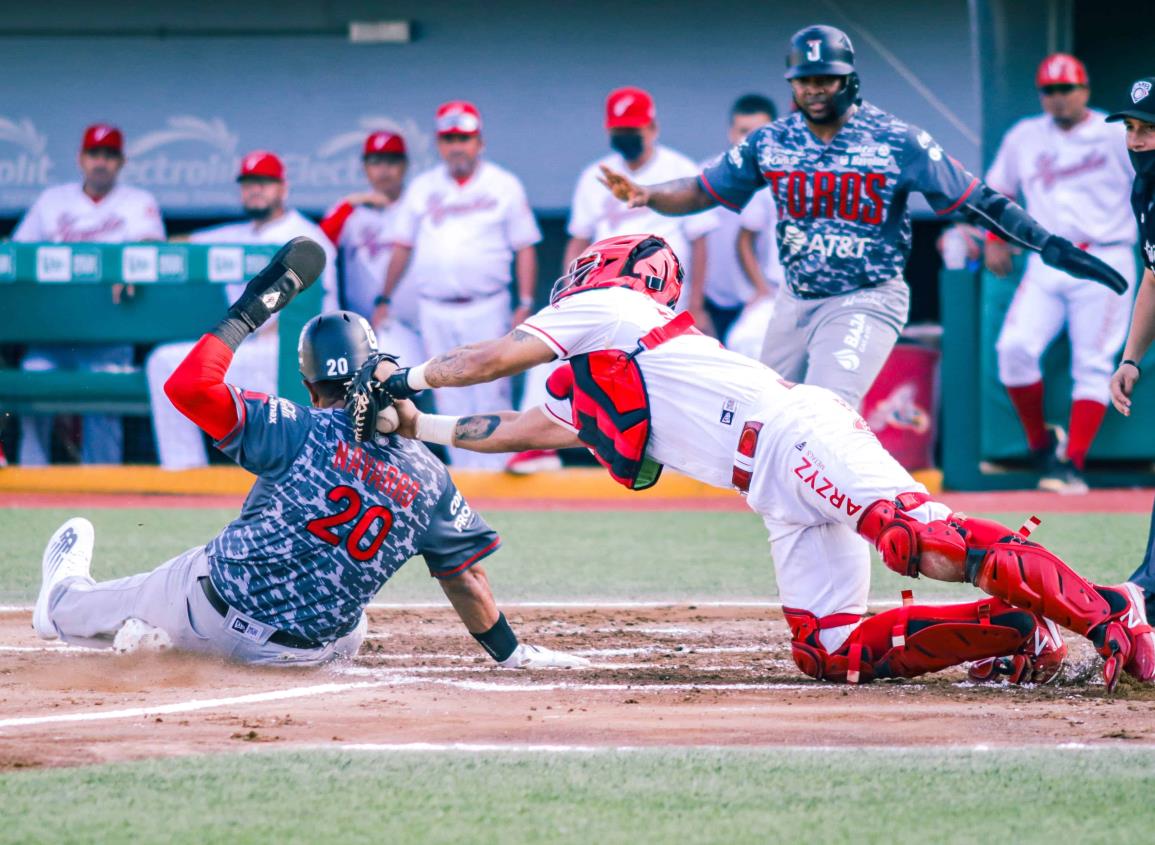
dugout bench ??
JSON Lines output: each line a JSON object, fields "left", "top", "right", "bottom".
{"left": 0, "top": 242, "right": 321, "bottom": 417}
{"left": 941, "top": 260, "right": 1155, "bottom": 490}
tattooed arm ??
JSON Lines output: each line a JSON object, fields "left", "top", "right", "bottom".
{"left": 395, "top": 403, "right": 581, "bottom": 452}
{"left": 378, "top": 329, "right": 556, "bottom": 388}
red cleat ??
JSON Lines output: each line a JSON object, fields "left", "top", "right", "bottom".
{"left": 968, "top": 614, "right": 1066, "bottom": 685}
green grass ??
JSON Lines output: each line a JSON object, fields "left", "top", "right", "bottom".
{"left": 2, "top": 747, "right": 1154, "bottom": 844}
{"left": 0, "top": 508, "right": 1148, "bottom": 605}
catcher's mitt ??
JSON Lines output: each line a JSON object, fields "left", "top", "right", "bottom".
{"left": 345, "top": 352, "right": 400, "bottom": 442}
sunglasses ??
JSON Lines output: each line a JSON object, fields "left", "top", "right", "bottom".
{"left": 1040, "top": 84, "right": 1079, "bottom": 96}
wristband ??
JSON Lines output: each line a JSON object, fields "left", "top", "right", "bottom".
{"left": 518, "top": 297, "right": 535, "bottom": 309}
{"left": 1122, "top": 359, "right": 1142, "bottom": 376}
{"left": 415, "top": 413, "right": 459, "bottom": 446}
{"left": 407, "top": 362, "right": 432, "bottom": 391}
{"left": 472, "top": 612, "right": 519, "bottom": 663}
{"left": 374, "top": 294, "right": 392, "bottom": 307}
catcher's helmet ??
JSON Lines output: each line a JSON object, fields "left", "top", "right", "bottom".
{"left": 298, "top": 310, "right": 381, "bottom": 383}
{"left": 550, "top": 234, "right": 684, "bottom": 308}
{"left": 785, "top": 24, "right": 860, "bottom": 119}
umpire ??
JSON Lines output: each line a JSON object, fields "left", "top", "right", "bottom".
{"left": 1106, "top": 76, "right": 1155, "bottom": 619}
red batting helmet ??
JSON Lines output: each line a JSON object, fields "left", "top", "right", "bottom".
{"left": 550, "top": 233, "right": 684, "bottom": 308}
{"left": 1036, "top": 53, "right": 1088, "bottom": 88}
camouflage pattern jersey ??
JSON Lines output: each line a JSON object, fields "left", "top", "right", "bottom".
{"left": 205, "top": 390, "right": 499, "bottom": 643}
{"left": 699, "top": 101, "right": 978, "bottom": 298}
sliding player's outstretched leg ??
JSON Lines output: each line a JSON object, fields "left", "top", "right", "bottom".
{"left": 857, "top": 493, "right": 1155, "bottom": 691}
{"left": 784, "top": 593, "right": 1059, "bottom": 684}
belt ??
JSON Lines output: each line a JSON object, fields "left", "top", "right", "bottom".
{"left": 731, "top": 421, "right": 763, "bottom": 493}
{"left": 198, "top": 576, "right": 324, "bottom": 650}
{"left": 421, "top": 291, "right": 503, "bottom": 304}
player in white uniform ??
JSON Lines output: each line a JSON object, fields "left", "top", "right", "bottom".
{"left": 701, "top": 94, "right": 785, "bottom": 354}
{"left": 987, "top": 54, "right": 1137, "bottom": 493}
{"left": 566, "top": 87, "right": 717, "bottom": 324}
{"left": 374, "top": 101, "right": 542, "bottom": 469}
{"left": 365, "top": 234, "right": 1154, "bottom": 690}
{"left": 15, "top": 124, "right": 165, "bottom": 465}
{"left": 146, "top": 151, "right": 337, "bottom": 469}
{"left": 320, "top": 131, "right": 423, "bottom": 366}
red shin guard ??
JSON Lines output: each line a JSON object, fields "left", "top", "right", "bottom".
{"left": 784, "top": 594, "right": 1035, "bottom": 684}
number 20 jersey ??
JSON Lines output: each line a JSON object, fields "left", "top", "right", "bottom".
{"left": 205, "top": 391, "right": 499, "bottom": 643}
{"left": 698, "top": 101, "right": 978, "bottom": 298}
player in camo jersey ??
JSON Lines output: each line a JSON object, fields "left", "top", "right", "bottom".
{"left": 600, "top": 24, "right": 1129, "bottom": 406}
{"left": 30, "top": 238, "right": 586, "bottom": 669}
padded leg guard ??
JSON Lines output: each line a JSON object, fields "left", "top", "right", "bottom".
{"left": 784, "top": 594, "right": 1035, "bottom": 684}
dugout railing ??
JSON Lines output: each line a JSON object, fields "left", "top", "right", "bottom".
{"left": 0, "top": 243, "right": 321, "bottom": 416}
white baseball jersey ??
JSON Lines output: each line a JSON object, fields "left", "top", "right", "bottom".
{"left": 394, "top": 161, "right": 542, "bottom": 299}
{"left": 521, "top": 286, "right": 788, "bottom": 488}
{"left": 569, "top": 146, "right": 718, "bottom": 285}
{"left": 190, "top": 209, "right": 339, "bottom": 313}
{"left": 324, "top": 201, "right": 419, "bottom": 324}
{"left": 985, "top": 110, "right": 1134, "bottom": 245}
{"left": 701, "top": 188, "right": 785, "bottom": 308}
{"left": 13, "top": 182, "right": 164, "bottom": 243}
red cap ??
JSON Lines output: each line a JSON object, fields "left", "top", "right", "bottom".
{"left": 236, "top": 150, "right": 285, "bottom": 181}
{"left": 81, "top": 124, "right": 123, "bottom": 154}
{"left": 1036, "top": 53, "right": 1088, "bottom": 88}
{"left": 363, "top": 131, "right": 407, "bottom": 157}
{"left": 435, "top": 101, "right": 482, "bottom": 136}
{"left": 605, "top": 87, "right": 656, "bottom": 129}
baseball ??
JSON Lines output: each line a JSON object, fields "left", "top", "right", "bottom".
{"left": 375, "top": 404, "right": 401, "bottom": 435}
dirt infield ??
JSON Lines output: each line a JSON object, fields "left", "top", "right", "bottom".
{"left": 3, "top": 604, "right": 1154, "bottom": 770}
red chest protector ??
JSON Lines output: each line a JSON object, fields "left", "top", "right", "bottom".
{"left": 545, "top": 310, "right": 698, "bottom": 490}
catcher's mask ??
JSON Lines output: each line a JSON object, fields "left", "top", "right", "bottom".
{"left": 298, "top": 310, "right": 394, "bottom": 384}
{"left": 550, "top": 233, "right": 684, "bottom": 308}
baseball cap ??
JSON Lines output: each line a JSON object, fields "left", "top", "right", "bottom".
{"left": 363, "top": 131, "right": 407, "bottom": 157}
{"left": 1106, "top": 76, "right": 1155, "bottom": 124}
{"left": 606, "top": 87, "right": 656, "bottom": 129}
{"left": 436, "top": 101, "right": 482, "bottom": 136}
{"left": 81, "top": 124, "right": 124, "bottom": 154}
{"left": 1036, "top": 53, "right": 1088, "bottom": 88}
{"left": 237, "top": 150, "right": 285, "bottom": 182}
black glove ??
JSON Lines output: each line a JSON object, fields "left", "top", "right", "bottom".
{"left": 212, "top": 237, "right": 328, "bottom": 350}
{"left": 345, "top": 353, "right": 402, "bottom": 442}
{"left": 1040, "top": 236, "right": 1127, "bottom": 294}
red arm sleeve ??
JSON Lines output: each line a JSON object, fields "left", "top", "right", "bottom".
{"left": 319, "top": 202, "right": 354, "bottom": 246}
{"left": 163, "top": 334, "right": 241, "bottom": 441}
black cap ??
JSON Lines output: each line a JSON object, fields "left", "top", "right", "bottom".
{"left": 785, "top": 25, "right": 855, "bottom": 80}
{"left": 1106, "top": 77, "right": 1155, "bottom": 123}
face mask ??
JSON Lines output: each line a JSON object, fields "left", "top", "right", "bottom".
{"left": 1130, "top": 148, "right": 1155, "bottom": 181}
{"left": 610, "top": 132, "right": 645, "bottom": 162}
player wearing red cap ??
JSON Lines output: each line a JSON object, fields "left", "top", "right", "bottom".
{"left": 13, "top": 123, "right": 165, "bottom": 466}
{"left": 373, "top": 101, "right": 542, "bottom": 469}
{"left": 986, "top": 54, "right": 1136, "bottom": 493}
{"left": 319, "top": 132, "right": 423, "bottom": 367}
{"left": 145, "top": 150, "right": 338, "bottom": 469}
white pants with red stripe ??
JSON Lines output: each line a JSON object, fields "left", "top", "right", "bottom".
{"left": 743, "top": 384, "right": 946, "bottom": 651}
{"left": 419, "top": 293, "right": 512, "bottom": 469}
{"left": 996, "top": 245, "right": 1136, "bottom": 403}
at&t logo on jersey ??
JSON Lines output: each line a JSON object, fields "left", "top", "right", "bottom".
{"left": 782, "top": 223, "right": 872, "bottom": 259}
{"left": 0, "top": 116, "right": 53, "bottom": 209}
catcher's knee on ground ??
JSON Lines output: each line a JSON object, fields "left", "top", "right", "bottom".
{"left": 784, "top": 596, "right": 1036, "bottom": 684}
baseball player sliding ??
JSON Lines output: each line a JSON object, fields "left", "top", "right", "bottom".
{"left": 988, "top": 54, "right": 1136, "bottom": 494}
{"left": 33, "top": 237, "right": 586, "bottom": 670}
{"left": 355, "top": 233, "right": 1154, "bottom": 689}
{"left": 597, "top": 25, "right": 1129, "bottom": 412}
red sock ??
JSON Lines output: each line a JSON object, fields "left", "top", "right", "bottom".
{"left": 1066, "top": 399, "right": 1107, "bottom": 470}
{"left": 1005, "top": 381, "right": 1048, "bottom": 451}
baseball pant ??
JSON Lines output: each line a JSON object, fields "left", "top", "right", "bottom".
{"left": 419, "top": 293, "right": 512, "bottom": 469}
{"left": 147, "top": 331, "right": 279, "bottom": 469}
{"left": 704, "top": 298, "right": 744, "bottom": 343}
{"left": 743, "top": 384, "right": 943, "bottom": 652}
{"left": 760, "top": 278, "right": 909, "bottom": 408}
{"left": 45, "top": 545, "right": 365, "bottom": 665}
{"left": 19, "top": 344, "right": 132, "bottom": 465}
{"left": 996, "top": 246, "right": 1137, "bottom": 403}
